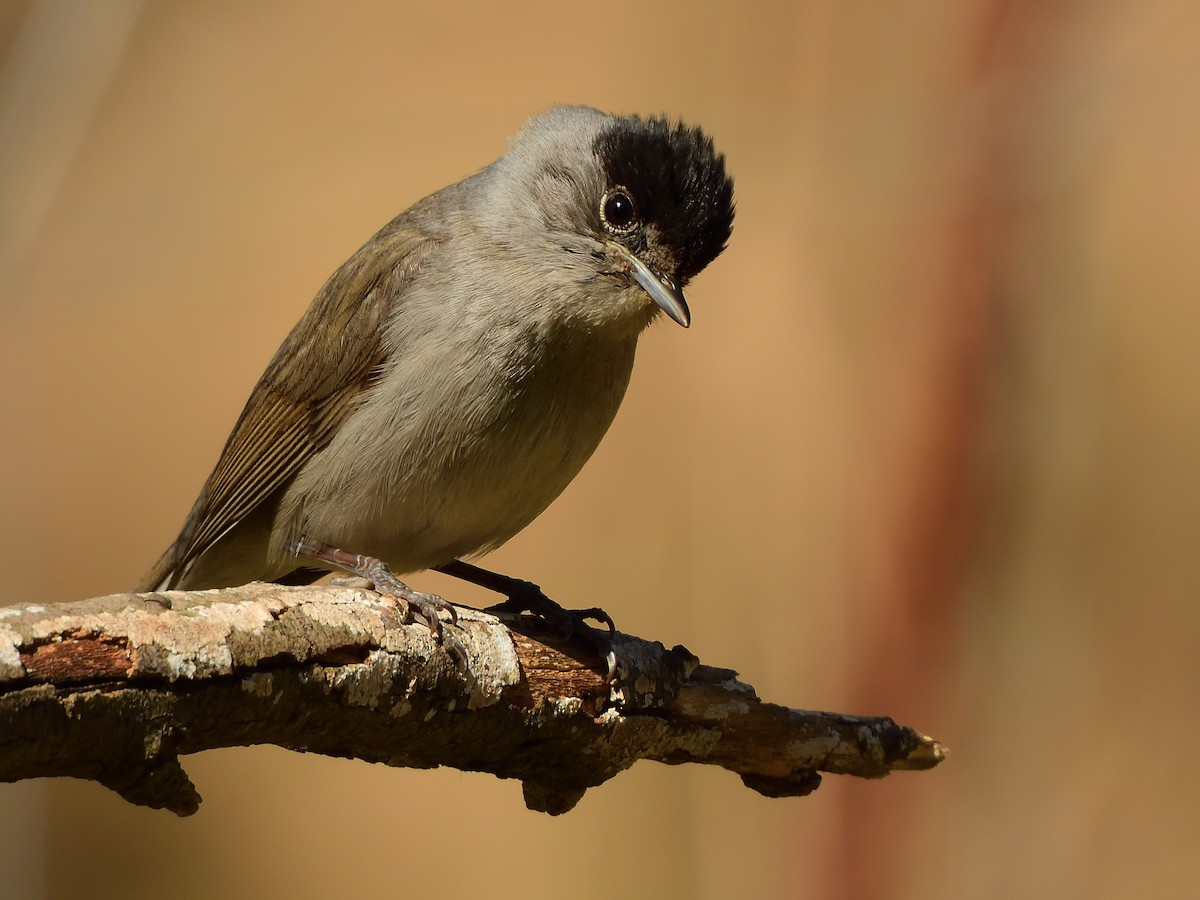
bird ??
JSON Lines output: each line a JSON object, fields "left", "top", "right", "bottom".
{"left": 138, "top": 105, "right": 735, "bottom": 652}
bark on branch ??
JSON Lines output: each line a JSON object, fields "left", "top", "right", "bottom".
{"left": 0, "top": 584, "right": 945, "bottom": 815}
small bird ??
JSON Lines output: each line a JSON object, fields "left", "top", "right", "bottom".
{"left": 139, "top": 105, "right": 734, "bottom": 649}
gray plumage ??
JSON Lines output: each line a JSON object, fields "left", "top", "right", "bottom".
{"left": 139, "top": 105, "right": 734, "bottom": 599}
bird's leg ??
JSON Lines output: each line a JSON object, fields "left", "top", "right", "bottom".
{"left": 435, "top": 559, "right": 617, "bottom": 677}
{"left": 293, "top": 538, "right": 458, "bottom": 639}
{"left": 435, "top": 560, "right": 614, "bottom": 635}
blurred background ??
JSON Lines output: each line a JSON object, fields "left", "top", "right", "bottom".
{"left": 1, "top": 1, "right": 1197, "bottom": 897}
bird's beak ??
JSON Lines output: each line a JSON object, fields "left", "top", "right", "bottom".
{"left": 613, "top": 243, "right": 691, "bottom": 328}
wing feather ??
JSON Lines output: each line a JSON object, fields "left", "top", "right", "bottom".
{"left": 138, "top": 220, "right": 441, "bottom": 591}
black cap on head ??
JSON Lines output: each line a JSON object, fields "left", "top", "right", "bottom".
{"left": 594, "top": 116, "right": 735, "bottom": 284}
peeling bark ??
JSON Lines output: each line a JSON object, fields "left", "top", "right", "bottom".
{"left": 0, "top": 584, "right": 945, "bottom": 815}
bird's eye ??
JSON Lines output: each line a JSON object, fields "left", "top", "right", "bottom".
{"left": 601, "top": 189, "right": 638, "bottom": 233}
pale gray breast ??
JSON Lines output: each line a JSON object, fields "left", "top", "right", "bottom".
{"left": 273, "top": 265, "right": 639, "bottom": 574}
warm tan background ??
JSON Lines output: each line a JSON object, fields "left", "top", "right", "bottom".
{"left": 2, "top": 2, "right": 1197, "bottom": 898}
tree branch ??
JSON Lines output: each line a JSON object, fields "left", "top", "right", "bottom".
{"left": 0, "top": 583, "right": 945, "bottom": 815}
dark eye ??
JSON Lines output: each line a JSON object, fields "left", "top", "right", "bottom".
{"left": 601, "top": 189, "right": 638, "bottom": 233}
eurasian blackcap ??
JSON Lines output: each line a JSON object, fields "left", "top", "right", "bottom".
{"left": 139, "top": 105, "right": 734, "bottom": 650}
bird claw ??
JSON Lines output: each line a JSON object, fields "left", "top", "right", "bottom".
{"left": 379, "top": 580, "right": 466, "bottom": 670}
{"left": 295, "top": 539, "right": 462, "bottom": 657}
{"left": 365, "top": 565, "right": 459, "bottom": 641}
{"left": 488, "top": 587, "right": 618, "bottom": 679}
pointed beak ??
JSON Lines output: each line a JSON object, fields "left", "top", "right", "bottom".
{"left": 613, "top": 243, "right": 691, "bottom": 328}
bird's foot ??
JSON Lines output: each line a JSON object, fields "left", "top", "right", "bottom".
{"left": 489, "top": 579, "right": 614, "bottom": 639}
{"left": 491, "top": 584, "right": 618, "bottom": 680}
{"left": 433, "top": 560, "right": 616, "bottom": 679}
{"left": 294, "top": 539, "right": 463, "bottom": 663}
{"left": 357, "top": 556, "right": 459, "bottom": 639}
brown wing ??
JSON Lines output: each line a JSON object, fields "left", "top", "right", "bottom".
{"left": 139, "top": 220, "right": 441, "bottom": 591}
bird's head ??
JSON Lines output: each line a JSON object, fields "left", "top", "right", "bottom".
{"left": 480, "top": 106, "right": 735, "bottom": 334}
